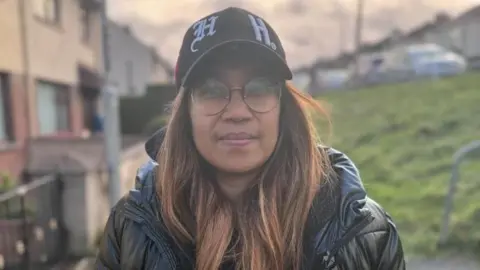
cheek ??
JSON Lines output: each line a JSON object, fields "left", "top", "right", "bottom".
{"left": 260, "top": 109, "right": 280, "bottom": 151}
{"left": 190, "top": 110, "right": 215, "bottom": 148}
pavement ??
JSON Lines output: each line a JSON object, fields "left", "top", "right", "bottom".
{"left": 66, "top": 256, "right": 480, "bottom": 270}
{"left": 406, "top": 257, "right": 480, "bottom": 270}
{"left": 72, "top": 258, "right": 96, "bottom": 270}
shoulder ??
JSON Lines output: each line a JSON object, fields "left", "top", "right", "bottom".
{"left": 361, "top": 197, "right": 395, "bottom": 235}
{"left": 343, "top": 197, "right": 405, "bottom": 269}
{"left": 97, "top": 161, "right": 171, "bottom": 269}
{"left": 97, "top": 195, "right": 146, "bottom": 269}
{"left": 322, "top": 147, "right": 397, "bottom": 235}
{"left": 314, "top": 147, "right": 405, "bottom": 268}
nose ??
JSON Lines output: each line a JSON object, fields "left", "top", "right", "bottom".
{"left": 221, "top": 89, "right": 252, "bottom": 121}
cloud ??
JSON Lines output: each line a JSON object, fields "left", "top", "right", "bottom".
{"left": 108, "top": 0, "right": 478, "bottom": 68}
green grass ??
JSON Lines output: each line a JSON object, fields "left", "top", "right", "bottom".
{"left": 319, "top": 73, "right": 480, "bottom": 257}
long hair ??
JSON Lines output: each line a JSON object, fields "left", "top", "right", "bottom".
{"left": 156, "top": 82, "right": 331, "bottom": 270}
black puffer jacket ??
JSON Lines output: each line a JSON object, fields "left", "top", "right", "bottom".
{"left": 96, "top": 128, "right": 405, "bottom": 269}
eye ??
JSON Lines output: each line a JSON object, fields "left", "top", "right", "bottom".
{"left": 193, "top": 79, "right": 229, "bottom": 99}
{"left": 244, "top": 77, "right": 281, "bottom": 96}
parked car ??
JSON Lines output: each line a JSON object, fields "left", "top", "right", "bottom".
{"left": 364, "top": 43, "right": 467, "bottom": 84}
{"left": 317, "top": 69, "right": 350, "bottom": 90}
{"left": 405, "top": 44, "right": 467, "bottom": 77}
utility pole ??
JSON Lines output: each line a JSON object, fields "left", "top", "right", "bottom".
{"left": 352, "top": 0, "right": 365, "bottom": 82}
{"left": 100, "top": 0, "right": 122, "bottom": 208}
{"left": 333, "top": 0, "right": 347, "bottom": 55}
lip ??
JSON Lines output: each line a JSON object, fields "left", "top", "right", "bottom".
{"left": 218, "top": 132, "right": 256, "bottom": 147}
{"left": 219, "top": 139, "right": 253, "bottom": 147}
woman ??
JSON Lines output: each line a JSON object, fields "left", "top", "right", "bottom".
{"left": 97, "top": 7, "right": 405, "bottom": 270}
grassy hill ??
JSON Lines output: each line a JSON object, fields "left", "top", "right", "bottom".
{"left": 319, "top": 73, "right": 480, "bottom": 257}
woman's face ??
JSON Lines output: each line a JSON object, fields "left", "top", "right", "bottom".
{"left": 189, "top": 62, "right": 281, "bottom": 174}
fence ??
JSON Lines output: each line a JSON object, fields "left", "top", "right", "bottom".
{"left": 438, "top": 140, "right": 480, "bottom": 246}
{"left": 0, "top": 173, "right": 67, "bottom": 270}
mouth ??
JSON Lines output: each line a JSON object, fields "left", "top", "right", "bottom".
{"left": 218, "top": 132, "right": 257, "bottom": 146}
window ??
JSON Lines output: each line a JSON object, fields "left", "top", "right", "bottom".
{"left": 33, "top": 0, "right": 60, "bottom": 24}
{"left": 0, "top": 74, "right": 13, "bottom": 143}
{"left": 80, "top": 5, "right": 91, "bottom": 42}
{"left": 36, "top": 81, "right": 70, "bottom": 135}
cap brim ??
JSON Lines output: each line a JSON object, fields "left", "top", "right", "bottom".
{"left": 181, "top": 40, "right": 292, "bottom": 87}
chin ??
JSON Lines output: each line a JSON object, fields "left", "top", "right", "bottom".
{"left": 215, "top": 159, "right": 263, "bottom": 174}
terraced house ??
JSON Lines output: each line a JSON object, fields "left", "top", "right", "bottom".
{"left": 0, "top": 0, "right": 104, "bottom": 177}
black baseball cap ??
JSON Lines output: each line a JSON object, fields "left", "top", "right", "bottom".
{"left": 174, "top": 7, "right": 293, "bottom": 89}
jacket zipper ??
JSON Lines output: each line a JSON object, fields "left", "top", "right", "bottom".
{"left": 124, "top": 202, "right": 179, "bottom": 269}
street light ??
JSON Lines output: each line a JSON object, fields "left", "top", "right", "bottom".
{"left": 353, "top": 0, "right": 365, "bottom": 81}
{"left": 100, "top": 0, "right": 122, "bottom": 208}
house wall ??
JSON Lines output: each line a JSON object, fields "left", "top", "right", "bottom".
{"left": 0, "top": 0, "right": 24, "bottom": 74}
{"left": 458, "top": 20, "right": 480, "bottom": 58}
{"left": 120, "top": 141, "right": 150, "bottom": 194}
{"left": 106, "top": 22, "right": 154, "bottom": 97}
{"left": 71, "top": 142, "right": 148, "bottom": 255}
{"left": 0, "top": 1, "right": 29, "bottom": 177}
{"left": 84, "top": 170, "right": 109, "bottom": 254}
{"left": 150, "top": 63, "right": 174, "bottom": 85}
{"left": 0, "top": 0, "right": 102, "bottom": 176}
{"left": 24, "top": 0, "right": 98, "bottom": 136}
{"left": 62, "top": 173, "right": 88, "bottom": 255}
{"left": 424, "top": 17, "right": 480, "bottom": 59}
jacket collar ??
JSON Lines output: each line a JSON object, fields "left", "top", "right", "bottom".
{"left": 143, "top": 127, "right": 369, "bottom": 218}
{"left": 145, "top": 126, "right": 166, "bottom": 160}
{"left": 138, "top": 128, "right": 371, "bottom": 241}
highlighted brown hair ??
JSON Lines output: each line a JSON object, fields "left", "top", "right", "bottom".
{"left": 156, "top": 82, "right": 331, "bottom": 270}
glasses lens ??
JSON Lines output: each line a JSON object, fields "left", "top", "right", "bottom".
{"left": 192, "top": 79, "right": 230, "bottom": 115}
{"left": 243, "top": 77, "right": 282, "bottom": 113}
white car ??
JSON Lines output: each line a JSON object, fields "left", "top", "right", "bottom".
{"left": 405, "top": 44, "right": 467, "bottom": 77}
{"left": 317, "top": 69, "right": 350, "bottom": 90}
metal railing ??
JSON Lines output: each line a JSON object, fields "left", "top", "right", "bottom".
{"left": 438, "top": 140, "right": 480, "bottom": 246}
{"left": 0, "top": 173, "right": 67, "bottom": 270}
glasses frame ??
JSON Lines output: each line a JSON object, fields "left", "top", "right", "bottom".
{"left": 189, "top": 78, "right": 283, "bottom": 116}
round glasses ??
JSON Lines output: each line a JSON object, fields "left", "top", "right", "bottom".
{"left": 190, "top": 77, "right": 282, "bottom": 115}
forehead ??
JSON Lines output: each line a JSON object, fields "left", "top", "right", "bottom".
{"left": 193, "top": 53, "right": 273, "bottom": 84}
{"left": 209, "top": 60, "right": 257, "bottom": 79}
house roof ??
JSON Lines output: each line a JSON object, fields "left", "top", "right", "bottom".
{"left": 311, "top": 52, "right": 353, "bottom": 70}
{"left": 150, "top": 48, "right": 175, "bottom": 79}
{"left": 304, "top": 11, "right": 455, "bottom": 76}
{"left": 404, "top": 12, "right": 450, "bottom": 39}
{"left": 292, "top": 66, "right": 311, "bottom": 74}
{"left": 455, "top": 5, "right": 480, "bottom": 24}
{"left": 25, "top": 135, "right": 146, "bottom": 174}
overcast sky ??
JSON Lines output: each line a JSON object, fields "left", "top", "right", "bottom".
{"left": 108, "top": 0, "right": 480, "bottom": 68}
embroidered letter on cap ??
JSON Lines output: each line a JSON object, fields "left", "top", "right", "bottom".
{"left": 190, "top": 16, "right": 219, "bottom": 52}
{"left": 247, "top": 14, "right": 276, "bottom": 50}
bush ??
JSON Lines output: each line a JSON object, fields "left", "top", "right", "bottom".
{"left": 0, "top": 173, "right": 35, "bottom": 219}
{"left": 0, "top": 172, "right": 14, "bottom": 193}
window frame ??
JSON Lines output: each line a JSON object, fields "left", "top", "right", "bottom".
{"left": 0, "top": 74, "right": 14, "bottom": 144}
{"left": 36, "top": 80, "right": 71, "bottom": 135}
{"left": 33, "top": 0, "right": 61, "bottom": 25}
